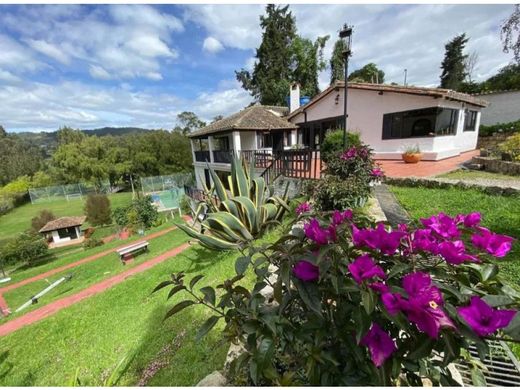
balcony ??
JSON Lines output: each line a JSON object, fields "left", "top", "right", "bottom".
{"left": 213, "top": 150, "right": 233, "bottom": 164}
{"left": 194, "top": 150, "right": 210, "bottom": 162}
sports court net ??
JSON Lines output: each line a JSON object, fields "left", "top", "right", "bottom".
{"left": 28, "top": 181, "right": 111, "bottom": 204}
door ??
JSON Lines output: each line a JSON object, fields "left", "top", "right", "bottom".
{"left": 272, "top": 132, "right": 284, "bottom": 151}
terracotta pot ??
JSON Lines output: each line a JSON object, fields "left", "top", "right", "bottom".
{"left": 119, "top": 229, "right": 130, "bottom": 239}
{"left": 402, "top": 153, "right": 423, "bottom": 164}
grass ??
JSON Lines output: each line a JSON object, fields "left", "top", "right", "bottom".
{"left": 1, "top": 228, "right": 188, "bottom": 320}
{"left": 0, "top": 225, "right": 283, "bottom": 386}
{"left": 0, "top": 192, "right": 133, "bottom": 241}
{"left": 389, "top": 185, "right": 520, "bottom": 287}
{"left": 436, "top": 169, "right": 520, "bottom": 182}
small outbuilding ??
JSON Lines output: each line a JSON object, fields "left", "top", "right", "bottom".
{"left": 39, "top": 216, "right": 86, "bottom": 248}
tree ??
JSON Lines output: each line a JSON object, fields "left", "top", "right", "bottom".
{"left": 0, "top": 125, "right": 6, "bottom": 138}
{"left": 56, "top": 126, "right": 86, "bottom": 145}
{"left": 212, "top": 115, "right": 224, "bottom": 123}
{"left": 501, "top": 4, "right": 520, "bottom": 63}
{"left": 235, "top": 4, "right": 297, "bottom": 105}
{"left": 0, "top": 134, "right": 43, "bottom": 186}
{"left": 464, "top": 50, "right": 479, "bottom": 83}
{"left": 31, "top": 210, "right": 56, "bottom": 232}
{"left": 0, "top": 232, "right": 48, "bottom": 268}
{"left": 439, "top": 33, "right": 469, "bottom": 90}
{"left": 112, "top": 195, "right": 158, "bottom": 230}
{"left": 84, "top": 194, "right": 112, "bottom": 226}
{"left": 330, "top": 39, "right": 347, "bottom": 84}
{"left": 348, "top": 63, "right": 385, "bottom": 84}
{"left": 174, "top": 112, "right": 206, "bottom": 135}
{"left": 482, "top": 63, "right": 520, "bottom": 91}
{"left": 291, "top": 35, "right": 329, "bottom": 97}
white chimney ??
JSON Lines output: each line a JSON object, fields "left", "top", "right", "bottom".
{"left": 290, "top": 83, "right": 300, "bottom": 113}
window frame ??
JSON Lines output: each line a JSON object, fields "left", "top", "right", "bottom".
{"left": 464, "top": 109, "right": 478, "bottom": 132}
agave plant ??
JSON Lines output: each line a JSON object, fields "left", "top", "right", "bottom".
{"left": 177, "top": 157, "right": 289, "bottom": 250}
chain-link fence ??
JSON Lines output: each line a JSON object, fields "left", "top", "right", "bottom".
{"left": 141, "top": 173, "right": 194, "bottom": 212}
{"left": 28, "top": 181, "right": 111, "bottom": 204}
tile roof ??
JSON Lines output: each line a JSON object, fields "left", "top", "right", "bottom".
{"left": 287, "top": 81, "right": 489, "bottom": 120}
{"left": 189, "top": 105, "right": 296, "bottom": 138}
{"left": 39, "top": 216, "right": 86, "bottom": 233}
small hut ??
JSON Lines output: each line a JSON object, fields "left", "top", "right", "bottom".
{"left": 39, "top": 216, "right": 86, "bottom": 247}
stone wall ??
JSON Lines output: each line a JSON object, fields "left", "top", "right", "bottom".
{"left": 477, "top": 133, "right": 510, "bottom": 150}
{"left": 471, "top": 156, "right": 520, "bottom": 176}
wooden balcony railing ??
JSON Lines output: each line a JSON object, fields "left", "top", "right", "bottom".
{"left": 213, "top": 150, "right": 233, "bottom": 164}
{"left": 194, "top": 151, "right": 210, "bottom": 162}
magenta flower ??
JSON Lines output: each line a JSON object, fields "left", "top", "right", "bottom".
{"left": 411, "top": 228, "right": 440, "bottom": 255}
{"left": 420, "top": 213, "right": 460, "bottom": 239}
{"left": 331, "top": 209, "right": 353, "bottom": 225}
{"left": 458, "top": 296, "right": 516, "bottom": 337}
{"left": 348, "top": 254, "right": 386, "bottom": 285}
{"left": 371, "top": 167, "right": 384, "bottom": 177}
{"left": 438, "top": 240, "right": 480, "bottom": 265}
{"left": 295, "top": 202, "right": 311, "bottom": 215}
{"left": 462, "top": 212, "right": 481, "bottom": 228}
{"left": 304, "top": 218, "right": 336, "bottom": 245}
{"left": 471, "top": 228, "right": 514, "bottom": 258}
{"left": 352, "top": 223, "right": 406, "bottom": 255}
{"left": 360, "top": 323, "right": 397, "bottom": 367}
{"left": 341, "top": 147, "right": 357, "bottom": 160}
{"left": 400, "top": 272, "right": 455, "bottom": 338}
{"left": 293, "top": 260, "right": 319, "bottom": 282}
{"left": 382, "top": 292, "right": 403, "bottom": 315}
{"left": 369, "top": 281, "right": 390, "bottom": 294}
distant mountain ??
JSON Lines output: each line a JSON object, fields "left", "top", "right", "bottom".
{"left": 83, "top": 127, "right": 151, "bottom": 136}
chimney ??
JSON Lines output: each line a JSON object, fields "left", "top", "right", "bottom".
{"left": 290, "top": 83, "right": 300, "bottom": 113}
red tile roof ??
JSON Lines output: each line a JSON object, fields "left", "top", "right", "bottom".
{"left": 39, "top": 216, "right": 86, "bottom": 233}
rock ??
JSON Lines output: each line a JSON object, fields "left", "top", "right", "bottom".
{"left": 196, "top": 371, "right": 227, "bottom": 386}
{"left": 224, "top": 342, "right": 247, "bottom": 373}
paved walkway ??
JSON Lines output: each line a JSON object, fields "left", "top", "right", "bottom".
{"left": 373, "top": 184, "right": 411, "bottom": 226}
{"left": 0, "top": 242, "right": 191, "bottom": 337}
{"left": 376, "top": 150, "right": 479, "bottom": 178}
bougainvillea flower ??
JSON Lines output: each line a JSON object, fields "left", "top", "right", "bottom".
{"left": 353, "top": 223, "right": 406, "bottom": 255}
{"left": 304, "top": 218, "right": 336, "bottom": 245}
{"left": 471, "top": 228, "right": 514, "bottom": 258}
{"left": 331, "top": 209, "right": 353, "bottom": 225}
{"left": 382, "top": 292, "right": 403, "bottom": 315}
{"left": 341, "top": 147, "right": 357, "bottom": 160}
{"left": 371, "top": 167, "right": 384, "bottom": 177}
{"left": 438, "top": 240, "right": 480, "bottom": 265}
{"left": 411, "top": 228, "right": 440, "bottom": 255}
{"left": 462, "top": 212, "right": 481, "bottom": 228}
{"left": 420, "top": 213, "right": 460, "bottom": 239}
{"left": 295, "top": 202, "right": 311, "bottom": 215}
{"left": 348, "top": 254, "right": 386, "bottom": 285}
{"left": 360, "top": 323, "right": 397, "bottom": 367}
{"left": 457, "top": 296, "right": 516, "bottom": 337}
{"left": 369, "top": 281, "right": 390, "bottom": 294}
{"left": 402, "top": 272, "right": 443, "bottom": 305}
{"left": 293, "top": 260, "right": 320, "bottom": 282}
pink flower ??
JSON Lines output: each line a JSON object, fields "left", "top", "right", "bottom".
{"left": 304, "top": 218, "right": 336, "bottom": 246}
{"left": 352, "top": 223, "right": 406, "bottom": 255}
{"left": 360, "top": 323, "right": 397, "bottom": 367}
{"left": 341, "top": 147, "right": 357, "bottom": 160}
{"left": 295, "top": 202, "right": 311, "bottom": 215}
{"left": 471, "top": 227, "right": 514, "bottom": 258}
{"left": 369, "top": 281, "right": 389, "bottom": 294}
{"left": 348, "top": 254, "right": 386, "bottom": 285}
{"left": 420, "top": 213, "right": 460, "bottom": 239}
{"left": 438, "top": 240, "right": 480, "bottom": 265}
{"left": 462, "top": 212, "right": 481, "bottom": 228}
{"left": 293, "top": 260, "right": 319, "bottom": 282}
{"left": 331, "top": 209, "right": 353, "bottom": 225}
{"left": 382, "top": 292, "right": 403, "bottom": 315}
{"left": 458, "top": 296, "right": 516, "bottom": 337}
{"left": 411, "top": 228, "right": 440, "bottom": 255}
{"left": 371, "top": 167, "right": 384, "bottom": 177}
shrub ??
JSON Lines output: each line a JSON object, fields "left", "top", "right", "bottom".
{"left": 84, "top": 194, "right": 112, "bottom": 226}
{"left": 479, "top": 119, "right": 520, "bottom": 137}
{"left": 0, "top": 232, "right": 48, "bottom": 267}
{"left": 31, "top": 209, "right": 56, "bottom": 232}
{"left": 320, "top": 129, "right": 361, "bottom": 163}
{"left": 179, "top": 194, "right": 192, "bottom": 215}
{"left": 83, "top": 237, "right": 103, "bottom": 249}
{"left": 156, "top": 209, "right": 520, "bottom": 386}
{"left": 112, "top": 195, "right": 158, "bottom": 230}
{"left": 498, "top": 133, "right": 520, "bottom": 161}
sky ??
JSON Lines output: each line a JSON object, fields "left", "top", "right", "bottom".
{"left": 0, "top": 3, "right": 515, "bottom": 133}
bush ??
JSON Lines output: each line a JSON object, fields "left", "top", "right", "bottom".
{"left": 179, "top": 194, "right": 192, "bottom": 215}
{"left": 479, "top": 119, "right": 520, "bottom": 137}
{"left": 320, "top": 129, "right": 361, "bottom": 163}
{"left": 112, "top": 195, "right": 158, "bottom": 231}
{"left": 157, "top": 209, "right": 520, "bottom": 386}
{"left": 499, "top": 133, "right": 520, "bottom": 161}
{"left": 0, "top": 232, "right": 48, "bottom": 267}
{"left": 83, "top": 237, "right": 103, "bottom": 249}
{"left": 31, "top": 209, "right": 56, "bottom": 232}
{"left": 84, "top": 194, "right": 112, "bottom": 226}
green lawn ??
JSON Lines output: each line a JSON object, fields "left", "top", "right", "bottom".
{"left": 0, "top": 226, "right": 282, "bottom": 386}
{"left": 436, "top": 169, "right": 520, "bottom": 182}
{"left": 2, "top": 228, "right": 188, "bottom": 320}
{"left": 0, "top": 192, "right": 133, "bottom": 241}
{"left": 390, "top": 185, "right": 520, "bottom": 286}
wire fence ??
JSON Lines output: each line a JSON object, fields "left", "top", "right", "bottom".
{"left": 141, "top": 173, "right": 194, "bottom": 194}
{"left": 28, "top": 181, "right": 112, "bottom": 204}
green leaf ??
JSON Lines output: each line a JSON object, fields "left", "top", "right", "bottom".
{"left": 482, "top": 295, "right": 514, "bottom": 307}
{"left": 503, "top": 312, "right": 520, "bottom": 339}
{"left": 196, "top": 316, "right": 220, "bottom": 340}
{"left": 152, "top": 280, "right": 174, "bottom": 294}
{"left": 256, "top": 337, "right": 274, "bottom": 370}
{"left": 361, "top": 289, "right": 375, "bottom": 314}
{"left": 167, "top": 285, "right": 186, "bottom": 300}
{"left": 387, "top": 263, "right": 411, "bottom": 279}
{"left": 480, "top": 264, "right": 499, "bottom": 282}
{"left": 200, "top": 286, "right": 216, "bottom": 306}
{"left": 235, "top": 256, "right": 251, "bottom": 275}
{"left": 164, "top": 300, "right": 196, "bottom": 320}
{"left": 407, "top": 337, "right": 435, "bottom": 360}
{"left": 189, "top": 275, "right": 204, "bottom": 290}
{"left": 471, "top": 366, "right": 487, "bottom": 386}
{"left": 293, "top": 279, "right": 322, "bottom": 316}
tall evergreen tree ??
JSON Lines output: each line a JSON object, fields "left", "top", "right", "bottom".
{"left": 439, "top": 33, "right": 469, "bottom": 90}
{"left": 330, "top": 39, "right": 347, "bottom": 84}
{"left": 236, "top": 4, "right": 297, "bottom": 105}
{"left": 291, "top": 35, "right": 329, "bottom": 97}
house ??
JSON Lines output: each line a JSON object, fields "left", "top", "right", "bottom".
{"left": 188, "top": 81, "right": 488, "bottom": 190}
{"left": 39, "top": 216, "right": 86, "bottom": 248}
{"left": 474, "top": 89, "right": 520, "bottom": 126}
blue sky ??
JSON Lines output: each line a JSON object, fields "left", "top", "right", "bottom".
{"left": 0, "top": 4, "right": 515, "bottom": 132}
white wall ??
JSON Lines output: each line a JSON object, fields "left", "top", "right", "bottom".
{"left": 290, "top": 88, "right": 482, "bottom": 160}
{"left": 240, "top": 132, "right": 257, "bottom": 150}
{"left": 50, "top": 226, "right": 82, "bottom": 244}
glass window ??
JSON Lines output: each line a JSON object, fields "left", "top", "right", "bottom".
{"left": 214, "top": 136, "right": 230, "bottom": 150}
{"left": 464, "top": 110, "right": 478, "bottom": 131}
{"left": 382, "top": 107, "right": 458, "bottom": 139}
{"left": 257, "top": 131, "right": 272, "bottom": 148}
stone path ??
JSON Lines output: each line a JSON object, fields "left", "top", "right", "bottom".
{"left": 0, "top": 242, "right": 191, "bottom": 337}
{"left": 373, "top": 184, "right": 411, "bottom": 226}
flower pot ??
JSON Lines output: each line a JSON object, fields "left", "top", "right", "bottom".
{"left": 119, "top": 229, "right": 130, "bottom": 239}
{"left": 401, "top": 153, "right": 423, "bottom": 164}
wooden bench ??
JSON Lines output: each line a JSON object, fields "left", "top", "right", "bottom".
{"left": 116, "top": 241, "right": 149, "bottom": 264}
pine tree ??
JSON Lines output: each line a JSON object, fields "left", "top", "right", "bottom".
{"left": 439, "top": 33, "right": 469, "bottom": 90}
{"left": 330, "top": 39, "right": 347, "bottom": 84}
{"left": 291, "top": 35, "right": 329, "bottom": 97}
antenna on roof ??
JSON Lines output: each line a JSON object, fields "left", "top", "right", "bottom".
{"left": 404, "top": 69, "right": 408, "bottom": 86}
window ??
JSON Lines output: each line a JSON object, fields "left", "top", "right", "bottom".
{"left": 283, "top": 131, "right": 292, "bottom": 147}
{"left": 464, "top": 110, "right": 478, "bottom": 131}
{"left": 382, "top": 107, "right": 459, "bottom": 140}
{"left": 257, "top": 131, "right": 272, "bottom": 148}
{"left": 214, "top": 136, "right": 230, "bottom": 150}
{"left": 57, "top": 227, "right": 77, "bottom": 239}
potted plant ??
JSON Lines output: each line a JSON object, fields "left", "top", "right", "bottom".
{"left": 401, "top": 145, "right": 422, "bottom": 163}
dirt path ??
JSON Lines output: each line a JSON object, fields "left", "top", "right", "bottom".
{"left": 0, "top": 242, "right": 191, "bottom": 337}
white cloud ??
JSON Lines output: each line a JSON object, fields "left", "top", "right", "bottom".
{"left": 89, "top": 65, "right": 111, "bottom": 80}
{"left": 0, "top": 34, "right": 43, "bottom": 72}
{"left": 0, "top": 69, "right": 21, "bottom": 83}
{"left": 202, "top": 37, "right": 224, "bottom": 54}
{"left": 25, "top": 39, "right": 70, "bottom": 64}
